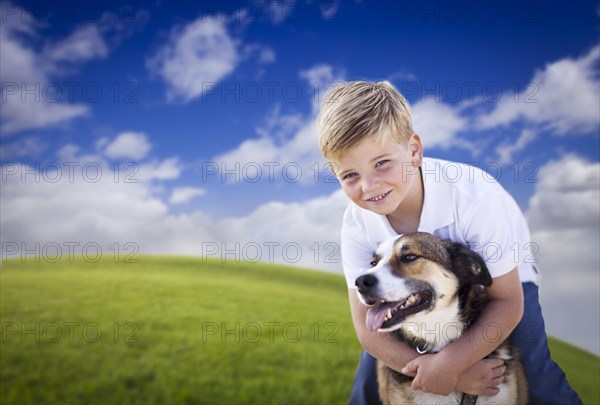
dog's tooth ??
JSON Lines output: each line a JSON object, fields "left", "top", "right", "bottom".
{"left": 387, "top": 308, "right": 392, "bottom": 318}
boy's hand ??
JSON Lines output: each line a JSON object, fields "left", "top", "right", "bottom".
{"left": 402, "top": 356, "right": 506, "bottom": 397}
{"left": 455, "top": 357, "right": 506, "bottom": 397}
{"left": 401, "top": 353, "right": 460, "bottom": 396}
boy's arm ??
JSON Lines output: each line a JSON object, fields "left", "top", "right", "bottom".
{"left": 349, "top": 289, "right": 421, "bottom": 370}
{"left": 404, "top": 267, "right": 524, "bottom": 395}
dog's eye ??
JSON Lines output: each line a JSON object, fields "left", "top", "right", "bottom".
{"left": 369, "top": 254, "right": 381, "bottom": 267}
{"left": 400, "top": 254, "right": 418, "bottom": 263}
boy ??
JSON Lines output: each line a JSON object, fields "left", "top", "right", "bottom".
{"left": 318, "top": 81, "right": 581, "bottom": 404}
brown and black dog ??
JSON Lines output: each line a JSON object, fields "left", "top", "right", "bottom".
{"left": 355, "top": 232, "right": 527, "bottom": 404}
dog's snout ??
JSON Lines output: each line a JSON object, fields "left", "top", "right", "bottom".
{"left": 355, "top": 274, "right": 378, "bottom": 294}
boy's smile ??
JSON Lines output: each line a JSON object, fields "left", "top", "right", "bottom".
{"left": 332, "top": 133, "right": 424, "bottom": 224}
{"left": 366, "top": 190, "right": 391, "bottom": 204}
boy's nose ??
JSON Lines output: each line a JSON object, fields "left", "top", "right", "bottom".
{"left": 361, "top": 174, "right": 379, "bottom": 193}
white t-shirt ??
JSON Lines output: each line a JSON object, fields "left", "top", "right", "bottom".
{"left": 341, "top": 157, "right": 539, "bottom": 289}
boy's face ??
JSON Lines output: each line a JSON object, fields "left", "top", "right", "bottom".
{"left": 331, "top": 134, "right": 422, "bottom": 216}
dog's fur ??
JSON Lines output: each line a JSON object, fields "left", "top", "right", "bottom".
{"left": 355, "top": 232, "right": 528, "bottom": 405}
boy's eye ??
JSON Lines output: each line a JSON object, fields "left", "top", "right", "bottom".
{"left": 343, "top": 172, "right": 357, "bottom": 180}
{"left": 375, "top": 160, "right": 390, "bottom": 168}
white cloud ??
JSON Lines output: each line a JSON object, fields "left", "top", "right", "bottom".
{"left": 147, "top": 16, "right": 238, "bottom": 103}
{"left": 495, "top": 128, "right": 537, "bottom": 165}
{"left": 0, "top": 56, "right": 90, "bottom": 136}
{"left": 241, "top": 43, "right": 276, "bottom": 64}
{"left": 212, "top": 107, "right": 322, "bottom": 184}
{"left": 169, "top": 187, "right": 206, "bottom": 204}
{"left": 258, "top": 1, "right": 339, "bottom": 24}
{"left": 533, "top": 226, "right": 599, "bottom": 355}
{"left": 214, "top": 137, "right": 279, "bottom": 170}
{"left": 44, "top": 24, "right": 108, "bottom": 63}
{"left": 1, "top": 162, "right": 192, "bottom": 255}
{"left": 475, "top": 45, "right": 600, "bottom": 136}
{"left": 0, "top": 4, "right": 148, "bottom": 136}
{"left": 320, "top": 0, "right": 340, "bottom": 19}
{"left": 217, "top": 189, "right": 348, "bottom": 269}
{"left": 299, "top": 64, "right": 345, "bottom": 97}
{"left": 212, "top": 65, "right": 345, "bottom": 183}
{"left": 258, "top": 47, "right": 276, "bottom": 64}
{"left": 525, "top": 154, "right": 600, "bottom": 354}
{"left": 527, "top": 154, "right": 600, "bottom": 232}
{"left": 411, "top": 99, "right": 470, "bottom": 150}
{"left": 256, "top": 105, "right": 305, "bottom": 141}
{"left": 0, "top": 137, "right": 47, "bottom": 160}
{"left": 147, "top": 12, "right": 274, "bottom": 103}
{"left": 386, "top": 70, "right": 417, "bottom": 82}
{"left": 102, "top": 131, "right": 152, "bottom": 160}
{"left": 1, "top": 145, "right": 349, "bottom": 271}
{"left": 299, "top": 64, "right": 335, "bottom": 85}
{"left": 66, "top": 133, "right": 180, "bottom": 182}
{"left": 137, "top": 157, "right": 182, "bottom": 181}
{"left": 57, "top": 144, "right": 81, "bottom": 161}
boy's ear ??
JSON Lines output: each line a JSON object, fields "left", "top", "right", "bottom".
{"left": 443, "top": 241, "right": 493, "bottom": 287}
{"left": 408, "top": 133, "right": 423, "bottom": 166}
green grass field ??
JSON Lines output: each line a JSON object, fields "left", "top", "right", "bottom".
{"left": 1, "top": 256, "right": 598, "bottom": 404}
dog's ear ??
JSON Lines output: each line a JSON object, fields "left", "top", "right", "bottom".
{"left": 443, "top": 241, "right": 492, "bottom": 287}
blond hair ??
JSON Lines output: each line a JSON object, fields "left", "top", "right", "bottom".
{"left": 318, "top": 81, "right": 413, "bottom": 161}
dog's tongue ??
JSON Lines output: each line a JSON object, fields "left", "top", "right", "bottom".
{"left": 366, "top": 302, "right": 399, "bottom": 331}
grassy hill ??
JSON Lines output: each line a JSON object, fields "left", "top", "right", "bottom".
{"left": 1, "top": 256, "right": 598, "bottom": 404}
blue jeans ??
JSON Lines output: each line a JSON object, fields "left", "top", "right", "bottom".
{"left": 349, "top": 282, "right": 582, "bottom": 405}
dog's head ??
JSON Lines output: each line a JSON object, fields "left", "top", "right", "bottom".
{"left": 355, "top": 232, "right": 492, "bottom": 332}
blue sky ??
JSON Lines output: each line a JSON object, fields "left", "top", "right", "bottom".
{"left": 1, "top": 1, "right": 599, "bottom": 354}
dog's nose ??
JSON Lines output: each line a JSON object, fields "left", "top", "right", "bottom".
{"left": 355, "top": 274, "right": 378, "bottom": 294}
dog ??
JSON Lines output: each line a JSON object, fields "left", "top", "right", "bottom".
{"left": 355, "top": 232, "right": 527, "bottom": 405}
